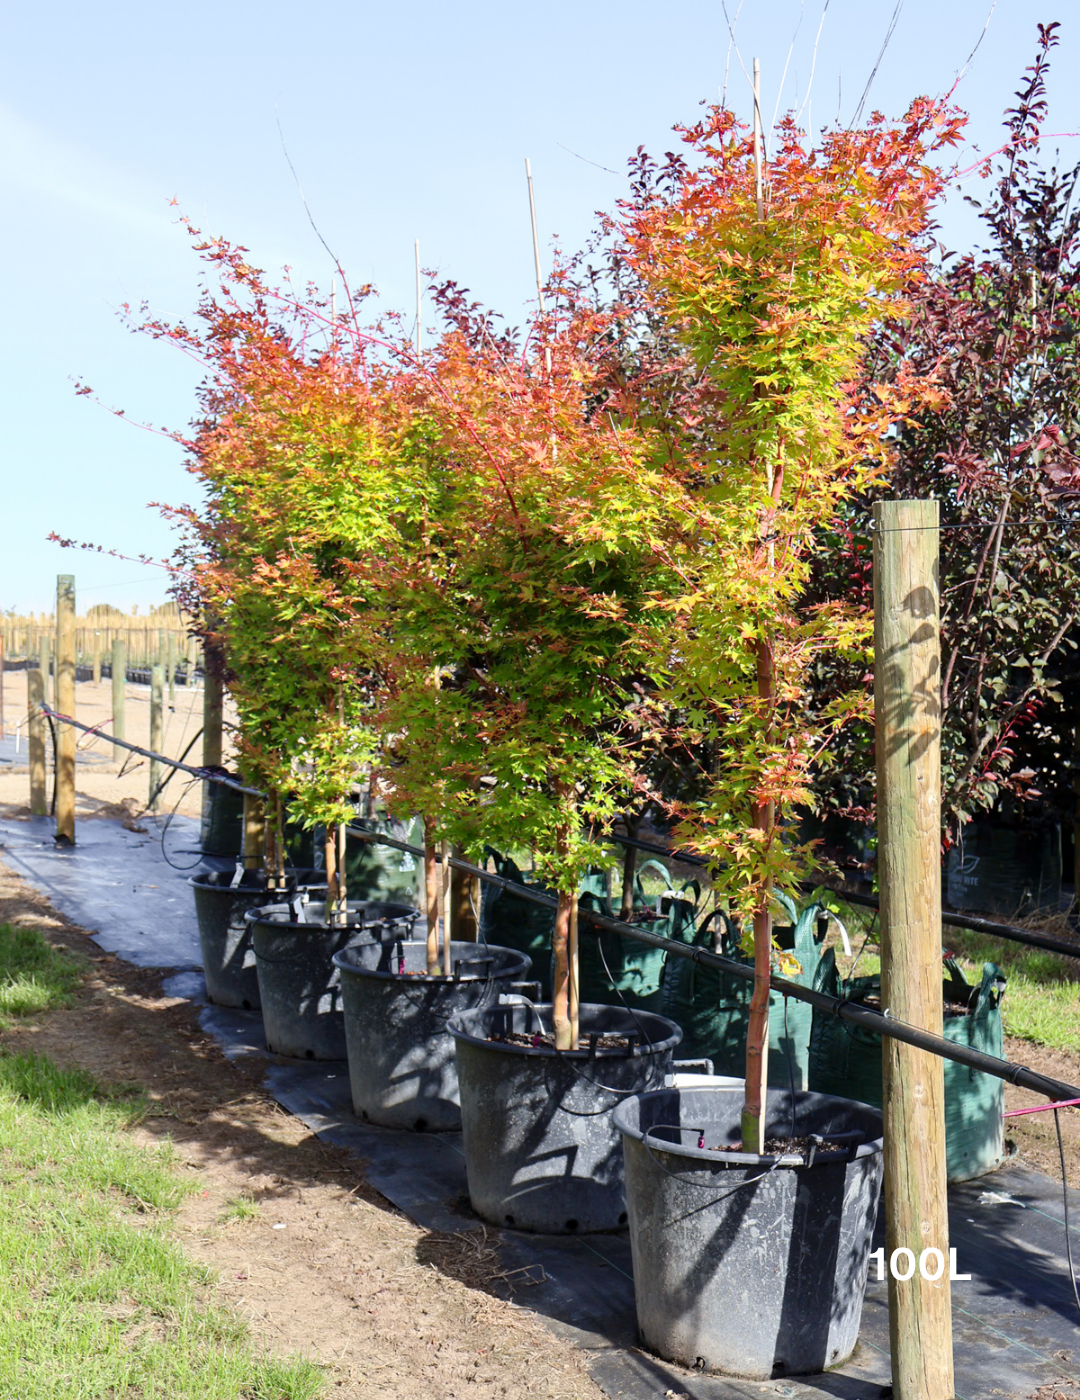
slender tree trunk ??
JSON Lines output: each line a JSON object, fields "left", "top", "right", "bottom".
{"left": 441, "top": 839, "right": 453, "bottom": 976}
{"left": 324, "top": 824, "right": 339, "bottom": 913}
{"left": 568, "top": 892, "right": 580, "bottom": 1050}
{"left": 424, "top": 819, "right": 440, "bottom": 973}
{"left": 742, "top": 636, "right": 775, "bottom": 1154}
{"left": 552, "top": 889, "right": 573, "bottom": 1050}
{"left": 619, "top": 814, "right": 640, "bottom": 922}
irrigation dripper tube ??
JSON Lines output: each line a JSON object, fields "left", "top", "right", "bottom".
{"left": 38, "top": 705, "right": 262, "bottom": 798}
{"left": 344, "top": 824, "right": 1080, "bottom": 1106}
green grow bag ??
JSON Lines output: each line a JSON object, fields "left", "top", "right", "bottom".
{"left": 478, "top": 850, "right": 558, "bottom": 999}
{"left": 577, "top": 861, "right": 697, "bottom": 1014}
{"left": 807, "top": 952, "right": 1006, "bottom": 1182}
{"left": 658, "top": 892, "right": 829, "bottom": 1091}
{"left": 343, "top": 817, "right": 426, "bottom": 905}
{"left": 200, "top": 774, "right": 244, "bottom": 858}
{"left": 479, "top": 852, "right": 688, "bottom": 1008}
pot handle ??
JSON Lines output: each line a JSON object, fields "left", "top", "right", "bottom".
{"left": 501, "top": 981, "right": 543, "bottom": 1003}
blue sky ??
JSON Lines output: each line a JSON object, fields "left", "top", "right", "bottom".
{"left": 3, "top": 0, "right": 1077, "bottom": 615}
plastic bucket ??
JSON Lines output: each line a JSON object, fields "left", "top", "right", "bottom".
{"left": 332, "top": 939, "right": 532, "bottom": 1131}
{"left": 246, "top": 900, "right": 419, "bottom": 1060}
{"left": 448, "top": 1001, "right": 681, "bottom": 1233}
{"left": 190, "top": 868, "right": 325, "bottom": 1009}
{"left": 614, "top": 1085, "right": 884, "bottom": 1379}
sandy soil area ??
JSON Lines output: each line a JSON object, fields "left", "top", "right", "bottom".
{"left": 0, "top": 851, "right": 601, "bottom": 1399}
{"left": 0, "top": 667, "right": 237, "bottom": 822}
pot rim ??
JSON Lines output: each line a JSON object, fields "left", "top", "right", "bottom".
{"left": 613, "top": 1086, "right": 883, "bottom": 1166}
{"left": 447, "top": 1002, "right": 682, "bottom": 1060}
{"left": 244, "top": 900, "right": 420, "bottom": 931}
{"left": 189, "top": 868, "right": 326, "bottom": 892}
{"left": 333, "top": 938, "right": 531, "bottom": 984}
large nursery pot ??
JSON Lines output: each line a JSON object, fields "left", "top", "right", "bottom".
{"left": 448, "top": 1000, "right": 682, "bottom": 1234}
{"left": 808, "top": 951, "right": 1006, "bottom": 1181}
{"left": 614, "top": 1085, "right": 884, "bottom": 1380}
{"left": 190, "top": 868, "right": 325, "bottom": 1010}
{"left": 246, "top": 899, "right": 419, "bottom": 1060}
{"left": 332, "top": 939, "right": 532, "bottom": 1131}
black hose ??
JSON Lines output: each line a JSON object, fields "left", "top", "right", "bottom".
{"left": 344, "top": 824, "right": 1080, "bottom": 1105}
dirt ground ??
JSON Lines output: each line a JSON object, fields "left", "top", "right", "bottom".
{"left": 0, "top": 669, "right": 237, "bottom": 821}
{"left": 0, "top": 851, "right": 602, "bottom": 1399}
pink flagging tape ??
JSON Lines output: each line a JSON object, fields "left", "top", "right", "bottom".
{"left": 1003, "top": 1098, "right": 1080, "bottom": 1119}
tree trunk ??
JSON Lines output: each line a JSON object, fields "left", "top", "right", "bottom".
{"left": 552, "top": 889, "right": 573, "bottom": 1050}
{"left": 424, "top": 820, "right": 440, "bottom": 974}
{"left": 619, "top": 814, "right": 640, "bottom": 922}
{"left": 742, "top": 635, "right": 775, "bottom": 1155}
{"left": 324, "top": 824, "right": 339, "bottom": 910}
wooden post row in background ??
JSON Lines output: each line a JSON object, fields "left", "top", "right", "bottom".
{"left": 873, "top": 499, "right": 952, "bottom": 1400}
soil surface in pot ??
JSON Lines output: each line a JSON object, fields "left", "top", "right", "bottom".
{"left": 0, "top": 846, "right": 602, "bottom": 1400}
{"left": 489, "top": 1030, "right": 638, "bottom": 1051}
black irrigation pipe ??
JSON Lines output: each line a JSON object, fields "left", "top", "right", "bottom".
{"left": 345, "top": 823, "right": 1080, "bottom": 1105}
{"left": 605, "top": 830, "right": 1080, "bottom": 965}
{"left": 27, "top": 708, "right": 1080, "bottom": 1097}
{"left": 38, "top": 705, "right": 262, "bottom": 798}
{"left": 811, "top": 883, "right": 1080, "bottom": 964}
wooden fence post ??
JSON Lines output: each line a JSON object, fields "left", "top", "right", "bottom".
{"left": 167, "top": 631, "right": 176, "bottom": 707}
{"left": 149, "top": 664, "right": 164, "bottom": 812}
{"left": 92, "top": 633, "right": 101, "bottom": 686}
{"left": 873, "top": 498, "right": 952, "bottom": 1400}
{"left": 56, "top": 575, "right": 76, "bottom": 846}
{"left": 28, "top": 669, "right": 46, "bottom": 816}
{"left": 111, "top": 638, "right": 126, "bottom": 760}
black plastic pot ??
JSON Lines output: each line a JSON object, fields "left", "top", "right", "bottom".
{"left": 332, "top": 939, "right": 533, "bottom": 1131}
{"left": 613, "top": 1086, "right": 884, "bottom": 1380}
{"left": 190, "top": 868, "right": 326, "bottom": 1009}
{"left": 448, "top": 1001, "right": 682, "bottom": 1234}
{"left": 246, "top": 900, "right": 420, "bottom": 1060}
{"left": 200, "top": 775, "right": 245, "bottom": 857}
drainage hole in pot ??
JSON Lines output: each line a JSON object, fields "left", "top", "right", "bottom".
{"left": 618, "top": 1211, "right": 627, "bottom": 1225}
{"left": 360, "top": 1111, "right": 369, "bottom": 1121}
{"left": 242, "top": 999, "right": 254, "bottom": 1010}
{"left": 305, "top": 1050, "right": 315, "bottom": 1060}
{"left": 565, "top": 1219, "right": 578, "bottom": 1231}
{"left": 504, "top": 1215, "right": 515, "bottom": 1226}
{"left": 414, "top": 1118, "right": 428, "bottom": 1132}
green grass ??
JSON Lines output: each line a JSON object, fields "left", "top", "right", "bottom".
{"left": 832, "top": 910, "right": 1080, "bottom": 1054}
{"left": 0, "top": 922, "right": 85, "bottom": 1021}
{"left": 0, "top": 928, "right": 324, "bottom": 1398}
{"left": 219, "top": 1194, "right": 262, "bottom": 1224}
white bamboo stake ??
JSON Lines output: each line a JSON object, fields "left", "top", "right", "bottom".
{"left": 415, "top": 239, "right": 422, "bottom": 356}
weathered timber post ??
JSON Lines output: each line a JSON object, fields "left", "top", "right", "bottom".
{"left": 40, "top": 634, "right": 50, "bottom": 703}
{"left": 243, "top": 792, "right": 266, "bottom": 871}
{"left": 149, "top": 665, "right": 164, "bottom": 812}
{"left": 111, "top": 637, "right": 126, "bottom": 760}
{"left": 27, "top": 669, "right": 46, "bottom": 816}
{"left": 92, "top": 633, "right": 101, "bottom": 685}
{"left": 55, "top": 575, "right": 76, "bottom": 845}
{"left": 0, "top": 628, "right": 5, "bottom": 739}
{"left": 873, "top": 498, "right": 952, "bottom": 1400}
{"left": 167, "top": 631, "right": 176, "bottom": 707}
